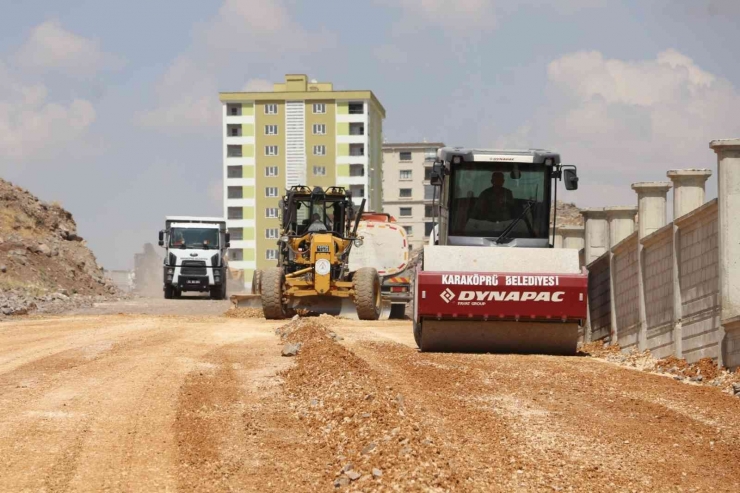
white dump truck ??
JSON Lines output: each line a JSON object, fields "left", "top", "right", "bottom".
{"left": 158, "top": 216, "right": 230, "bottom": 300}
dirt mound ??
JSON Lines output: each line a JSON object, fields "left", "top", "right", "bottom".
{"left": 278, "top": 318, "right": 462, "bottom": 490}
{"left": 223, "top": 306, "right": 264, "bottom": 319}
{"left": 550, "top": 201, "right": 583, "bottom": 227}
{"left": 0, "top": 178, "right": 116, "bottom": 316}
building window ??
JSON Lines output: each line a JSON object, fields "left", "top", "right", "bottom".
{"left": 349, "top": 144, "right": 364, "bottom": 156}
{"left": 399, "top": 207, "right": 412, "bottom": 217}
{"left": 312, "top": 123, "right": 326, "bottom": 135}
{"left": 403, "top": 226, "right": 413, "bottom": 236}
{"left": 349, "top": 164, "right": 364, "bottom": 177}
{"left": 227, "top": 145, "right": 242, "bottom": 158}
{"left": 313, "top": 103, "right": 326, "bottom": 114}
{"left": 265, "top": 166, "right": 278, "bottom": 177}
{"left": 399, "top": 188, "right": 412, "bottom": 198}
{"left": 265, "top": 187, "right": 279, "bottom": 197}
{"left": 425, "top": 204, "right": 439, "bottom": 218}
{"left": 265, "top": 228, "right": 279, "bottom": 239}
{"left": 227, "top": 207, "right": 243, "bottom": 220}
{"left": 266, "top": 249, "right": 279, "bottom": 260}
{"left": 400, "top": 170, "right": 412, "bottom": 180}
{"left": 265, "top": 207, "right": 278, "bottom": 218}
{"left": 265, "top": 124, "right": 278, "bottom": 135}
{"left": 227, "top": 104, "right": 241, "bottom": 116}
{"left": 227, "top": 124, "right": 241, "bottom": 137}
{"left": 227, "top": 166, "right": 242, "bottom": 178}
{"left": 227, "top": 186, "right": 243, "bottom": 199}
{"left": 350, "top": 185, "right": 364, "bottom": 198}
{"left": 424, "top": 167, "right": 433, "bottom": 181}
{"left": 425, "top": 222, "right": 435, "bottom": 237}
{"left": 424, "top": 184, "right": 435, "bottom": 200}
{"left": 229, "top": 228, "right": 243, "bottom": 241}
{"left": 265, "top": 104, "right": 278, "bottom": 115}
{"left": 229, "top": 248, "right": 243, "bottom": 261}
{"left": 348, "top": 102, "right": 364, "bottom": 114}
{"left": 424, "top": 148, "right": 437, "bottom": 161}
{"left": 265, "top": 145, "right": 278, "bottom": 156}
{"left": 313, "top": 145, "right": 326, "bottom": 156}
{"left": 313, "top": 166, "right": 326, "bottom": 176}
{"left": 349, "top": 122, "right": 364, "bottom": 135}
{"left": 399, "top": 151, "right": 412, "bottom": 161}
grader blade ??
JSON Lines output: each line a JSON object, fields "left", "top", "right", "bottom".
{"left": 230, "top": 294, "right": 263, "bottom": 309}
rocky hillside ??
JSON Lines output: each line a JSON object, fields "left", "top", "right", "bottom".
{"left": 550, "top": 201, "right": 583, "bottom": 227}
{"left": 0, "top": 178, "right": 117, "bottom": 316}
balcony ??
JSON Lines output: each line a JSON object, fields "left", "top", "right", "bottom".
{"left": 348, "top": 102, "right": 364, "bottom": 115}
{"left": 226, "top": 104, "right": 241, "bottom": 116}
{"left": 349, "top": 185, "right": 365, "bottom": 198}
{"left": 349, "top": 144, "right": 365, "bottom": 157}
{"left": 349, "top": 122, "right": 365, "bottom": 135}
{"left": 349, "top": 164, "right": 365, "bottom": 177}
{"left": 227, "top": 145, "right": 242, "bottom": 158}
{"left": 227, "top": 124, "right": 242, "bottom": 137}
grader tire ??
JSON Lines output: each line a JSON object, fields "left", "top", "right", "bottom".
{"left": 353, "top": 267, "right": 381, "bottom": 320}
{"left": 251, "top": 269, "right": 263, "bottom": 295}
{"left": 261, "top": 267, "right": 286, "bottom": 320}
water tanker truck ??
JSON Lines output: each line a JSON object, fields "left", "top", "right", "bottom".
{"left": 414, "top": 147, "right": 587, "bottom": 354}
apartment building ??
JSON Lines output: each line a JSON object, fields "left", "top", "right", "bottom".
{"left": 381, "top": 142, "right": 444, "bottom": 249}
{"left": 220, "top": 74, "right": 385, "bottom": 287}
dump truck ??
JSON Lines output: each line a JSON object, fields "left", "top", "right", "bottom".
{"left": 414, "top": 147, "right": 587, "bottom": 354}
{"left": 158, "top": 216, "right": 230, "bottom": 300}
{"left": 260, "top": 186, "right": 382, "bottom": 320}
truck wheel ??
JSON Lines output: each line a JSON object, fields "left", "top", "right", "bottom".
{"left": 261, "top": 267, "right": 287, "bottom": 319}
{"left": 390, "top": 303, "right": 406, "bottom": 319}
{"left": 251, "top": 269, "right": 263, "bottom": 295}
{"left": 353, "top": 267, "right": 381, "bottom": 320}
{"left": 413, "top": 320, "right": 422, "bottom": 349}
{"left": 210, "top": 283, "right": 225, "bottom": 300}
{"left": 164, "top": 285, "right": 174, "bottom": 299}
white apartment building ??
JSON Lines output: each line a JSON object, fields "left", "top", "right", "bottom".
{"left": 381, "top": 142, "right": 444, "bottom": 249}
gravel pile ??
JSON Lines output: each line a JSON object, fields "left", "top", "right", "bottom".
{"left": 279, "top": 317, "right": 463, "bottom": 491}
{"left": 223, "top": 306, "right": 264, "bottom": 319}
{"left": 581, "top": 341, "right": 740, "bottom": 396}
{"left": 0, "top": 289, "right": 126, "bottom": 319}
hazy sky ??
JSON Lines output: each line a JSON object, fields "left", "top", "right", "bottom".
{"left": 1, "top": 0, "right": 739, "bottom": 269}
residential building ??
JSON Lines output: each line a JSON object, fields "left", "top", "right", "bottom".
{"left": 220, "top": 74, "right": 386, "bottom": 288}
{"left": 381, "top": 142, "right": 444, "bottom": 249}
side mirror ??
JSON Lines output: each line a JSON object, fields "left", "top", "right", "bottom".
{"left": 225, "top": 232, "right": 231, "bottom": 243}
{"left": 564, "top": 169, "right": 579, "bottom": 190}
{"left": 158, "top": 231, "right": 164, "bottom": 247}
{"left": 430, "top": 162, "right": 445, "bottom": 186}
{"left": 225, "top": 242, "right": 231, "bottom": 248}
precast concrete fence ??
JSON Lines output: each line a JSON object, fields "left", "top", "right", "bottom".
{"left": 559, "top": 139, "right": 740, "bottom": 368}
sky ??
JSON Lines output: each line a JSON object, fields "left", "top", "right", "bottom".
{"left": 1, "top": 0, "right": 739, "bottom": 269}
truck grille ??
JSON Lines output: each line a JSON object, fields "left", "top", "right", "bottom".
{"left": 181, "top": 260, "right": 207, "bottom": 276}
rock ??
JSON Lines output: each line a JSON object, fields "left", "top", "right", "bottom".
{"left": 732, "top": 383, "right": 740, "bottom": 396}
{"left": 372, "top": 468, "right": 383, "bottom": 478}
{"left": 341, "top": 463, "right": 353, "bottom": 473}
{"left": 690, "top": 376, "right": 703, "bottom": 383}
{"left": 333, "top": 477, "right": 350, "bottom": 488}
{"left": 0, "top": 265, "right": 6, "bottom": 273}
{"left": 291, "top": 314, "right": 300, "bottom": 321}
{"left": 281, "top": 343, "right": 301, "bottom": 357}
{"left": 395, "top": 394, "right": 405, "bottom": 409}
{"left": 346, "top": 471, "right": 361, "bottom": 481}
{"left": 673, "top": 376, "right": 682, "bottom": 381}
{"left": 361, "top": 442, "right": 376, "bottom": 455}
{"left": 37, "top": 244, "right": 52, "bottom": 256}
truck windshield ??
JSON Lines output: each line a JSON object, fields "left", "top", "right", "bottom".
{"left": 170, "top": 228, "right": 219, "bottom": 249}
{"left": 448, "top": 162, "right": 551, "bottom": 239}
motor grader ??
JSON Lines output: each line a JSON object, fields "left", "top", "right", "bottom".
{"left": 259, "top": 185, "right": 382, "bottom": 320}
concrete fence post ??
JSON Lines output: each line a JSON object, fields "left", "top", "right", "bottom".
{"left": 667, "top": 169, "right": 712, "bottom": 358}
{"left": 710, "top": 139, "right": 740, "bottom": 369}
{"left": 553, "top": 228, "right": 564, "bottom": 248}
{"left": 560, "top": 225, "right": 585, "bottom": 250}
{"left": 632, "top": 182, "right": 672, "bottom": 351}
{"left": 580, "top": 208, "right": 607, "bottom": 343}
{"left": 605, "top": 206, "right": 637, "bottom": 345}
{"left": 580, "top": 208, "right": 608, "bottom": 265}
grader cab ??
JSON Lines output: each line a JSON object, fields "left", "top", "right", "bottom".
{"left": 259, "top": 186, "right": 382, "bottom": 320}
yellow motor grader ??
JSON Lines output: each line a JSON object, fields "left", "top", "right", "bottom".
{"left": 259, "top": 186, "right": 382, "bottom": 320}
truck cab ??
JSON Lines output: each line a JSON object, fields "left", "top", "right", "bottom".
{"left": 159, "top": 216, "right": 230, "bottom": 300}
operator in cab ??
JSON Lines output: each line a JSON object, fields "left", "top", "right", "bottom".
{"left": 471, "top": 171, "right": 514, "bottom": 222}
{"left": 307, "top": 213, "right": 329, "bottom": 232}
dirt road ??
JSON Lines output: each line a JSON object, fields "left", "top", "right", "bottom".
{"left": 1, "top": 299, "right": 739, "bottom": 492}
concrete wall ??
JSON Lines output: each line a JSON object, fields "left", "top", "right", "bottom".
{"left": 583, "top": 153, "right": 739, "bottom": 367}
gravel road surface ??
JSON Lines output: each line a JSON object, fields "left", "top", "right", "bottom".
{"left": 0, "top": 298, "right": 738, "bottom": 492}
